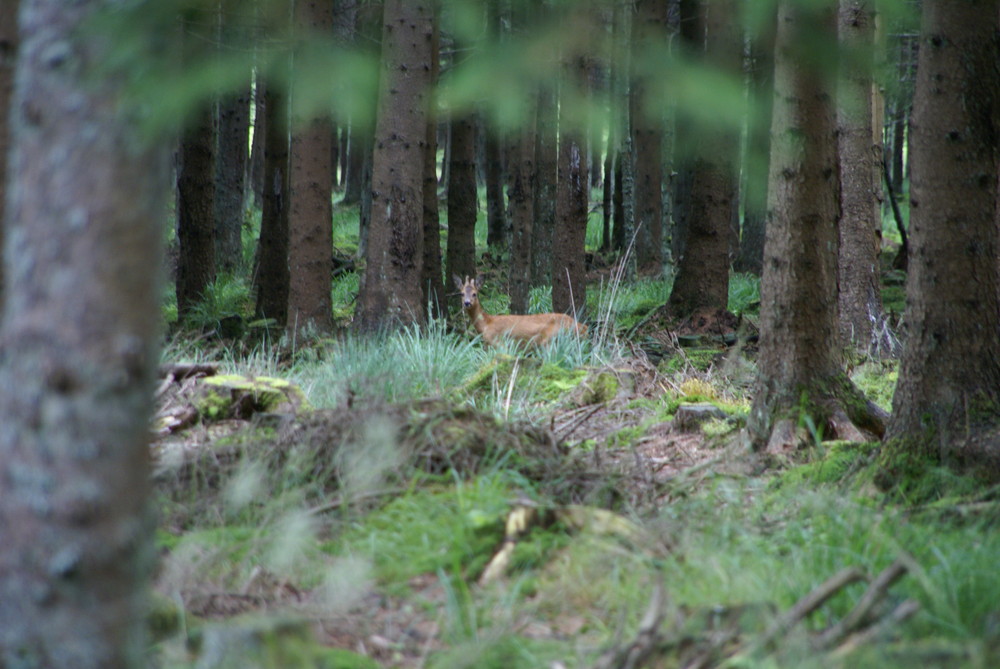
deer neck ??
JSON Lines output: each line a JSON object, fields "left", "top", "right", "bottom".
{"left": 466, "top": 301, "right": 492, "bottom": 335}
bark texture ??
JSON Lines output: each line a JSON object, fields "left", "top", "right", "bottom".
{"left": 445, "top": 115, "right": 478, "bottom": 292}
{"left": 255, "top": 78, "right": 290, "bottom": 324}
{"left": 0, "top": 0, "right": 168, "bottom": 664}
{"left": 176, "top": 103, "right": 216, "bottom": 318}
{"left": 0, "top": 0, "right": 17, "bottom": 307}
{"left": 288, "top": 0, "right": 334, "bottom": 333}
{"left": 532, "top": 83, "right": 558, "bottom": 286}
{"left": 878, "top": 0, "right": 1000, "bottom": 488}
{"left": 748, "top": 2, "right": 885, "bottom": 452}
{"left": 355, "top": 0, "right": 433, "bottom": 331}
{"left": 508, "top": 113, "right": 536, "bottom": 315}
{"left": 837, "top": 0, "right": 888, "bottom": 355}
{"left": 668, "top": 0, "right": 740, "bottom": 315}
{"left": 630, "top": 0, "right": 666, "bottom": 276}
{"left": 552, "top": 53, "right": 589, "bottom": 317}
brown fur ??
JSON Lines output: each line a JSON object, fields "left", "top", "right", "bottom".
{"left": 454, "top": 275, "right": 587, "bottom": 347}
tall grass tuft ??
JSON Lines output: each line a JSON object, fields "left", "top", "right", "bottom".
{"left": 292, "top": 316, "right": 483, "bottom": 408}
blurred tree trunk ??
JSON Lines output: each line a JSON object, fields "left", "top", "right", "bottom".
{"left": 214, "top": 0, "right": 252, "bottom": 273}
{"left": 878, "top": 0, "right": 1000, "bottom": 489}
{"left": 630, "top": 0, "right": 667, "bottom": 277}
{"left": 0, "top": 0, "right": 17, "bottom": 309}
{"left": 485, "top": 130, "right": 506, "bottom": 252}
{"left": 532, "top": 82, "right": 557, "bottom": 286}
{"left": 421, "top": 16, "right": 445, "bottom": 320}
{"left": 445, "top": 114, "right": 478, "bottom": 292}
{"left": 215, "top": 86, "right": 249, "bottom": 273}
{"left": 552, "top": 52, "right": 590, "bottom": 316}
{"left": 748, "top": 1, "right": 886, "bottom": 452}
{"left": 254, "top": 76, "right": 290, "bottom": 324}
{"left": 668, "top": 0, "right": 741, "bottom": 316}
{"left": 287, "top": 0, "right": 333, "bottom": 334}
{"left": 734, "top": 3, "right": 776, "bottom": 276}
{"left": 836, "top": 0, "right": 888, "bottom": 355}
{"left": 355, "top": 0, "right": 433, "bottom": 331}
{"left": 176, "top": 8, "right": 217, "bottom": 321}
{"left": 671, "top": 0, "right": 700, "bottom": 266}
{"left": 508, "top": 113, "right": 537, "bottom": 314}
{"left": 0, "top": 0, "right": 169, "bottom": 664}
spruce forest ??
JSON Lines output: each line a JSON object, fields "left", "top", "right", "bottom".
{"left": 2, "top": 0, "right": 1000, "bottom": 667}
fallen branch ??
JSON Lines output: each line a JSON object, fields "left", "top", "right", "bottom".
{"left": 813, "top": 559, "right": 908, "bottom": 649}
{"left": 749, "top": 567, "right": 867, "bottom": 653}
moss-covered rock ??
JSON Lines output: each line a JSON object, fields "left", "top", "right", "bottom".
{"left": 197, "top": 375, "right": 311, "bottom": 421}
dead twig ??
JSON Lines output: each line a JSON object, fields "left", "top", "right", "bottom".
{"left": 748, "top": 567, "right": 867, "bottom": 654}
{"left": 813, "top": 559, "right": 908, "bottom": 649}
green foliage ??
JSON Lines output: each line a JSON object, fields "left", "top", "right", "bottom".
{"left": 327, "top": 473, "right": 514, "bottom": 585}
{"left": 292, "top": 317, "right": 483, "bottom": 408}
{"left": 176, "top": 273, "right": 254, "bottom": 331}
{"left": 728, "top": 272, "right": 761, "bottom": 316}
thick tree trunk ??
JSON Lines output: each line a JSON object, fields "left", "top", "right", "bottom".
{"left": 837, "top": 0, "right": 889, "bottom": 355}
{"left": 176, "top": 100, "right": 217, "bottom": 320}
{"left": 215, "top": 87, "right": 250, "bottom": 273}
{"left": 748, "top": 1, "right": 885, "bottom": 453}
{"left": 445, "top": 114, "right": 478, "bottom": 293}
{"left": 668, "top": 0, "right": 740, "bottom": 316}
{"left": 355, "top": 0, "right": 433, "bottom": 331}
{"left": 254, "top": 78, "right": 290, "bottom": 324}
{"left": 0, "top": 0, "right": 168, "bottom": 664}
{"left": 878, "top": 0, "right": 1000, "bottom": 488}
{"left": 287, "top": 0, "right": 334, "bottom": 333}
{"left": 630, "top": 0, "right": 667, "bottom": 277}
{"left": 552, "top": 54, "right": 590, "bottom": 317}
{"left": 508, "top": 116, "right": 536, "bottom": 314}
{"left": 214, "top": 0, "right": 252, "bottom": 273}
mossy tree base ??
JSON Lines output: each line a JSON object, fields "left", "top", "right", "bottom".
{"left": 876, "top": 425, "right": 1000, "bottom": 495}
{"left": 749, "top": 372, "right": 888, "bottom": 454}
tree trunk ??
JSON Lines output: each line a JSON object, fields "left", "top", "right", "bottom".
{"left": 508, "top": 115, "right": 536, "bottom": 314}
{"left": 552, "top": 54, "right": 590, "bottom": 317}
{"left": 421, "top": 16, "right": 445, "bottom": 320}
{"left": 668, "top": 0, "right": 740, "bottom": 316}
{"left": 176, "top": 100, "right": 217, "bottom": 319}
{"left": 748, "top": 1, "right": 886, "bottom": 453}
{"left": 0, "top": 1, "right": 169, "bottom": 664}
{"left": 355, "top": 0, "right": 433, "bottom": 331}
{"left": 215, "top": 87, "right": 250, "bottom": 273}
{"left": 670, "top": 0, "right": 700, "bottom": 267}
{"left": 877, "top": 0, "right": 1000, "bottom": 489}
{"left": 0, "top": 0, "right": 17, "bottom": 309}
{"left": 485, "top": 128, "right": 506, "bottom": 252}
{"left": 287, "top": 0, "right": 334, "bottom": 334}
{"left": 532, "top": 83, "right": 558, "bottom": 287}
{"left": 837, "top": 0, "right": 889, "bottom": 355}
{"left": 254, "top": 77, "right": 290, "bottom": 324}
{"left": 734, "top": 4, "right": 776, "bottom": 276}
{"left": 445, "top": 114, "right": 478, "bottom": 292}
{"left": 630, "top": 0, "right": 667, "bottom": 277}
{"left": 214, "top": 0, "right": 252, "bottom": 274}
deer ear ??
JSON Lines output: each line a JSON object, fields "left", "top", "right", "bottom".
{"left": 453, "top": 274, "right": 464, "bottom": 290}
{"left": 475, "top": 275, "right": 484, "bottom": 289}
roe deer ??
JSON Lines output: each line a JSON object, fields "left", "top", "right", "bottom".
{"left": 454, "top": 275, "right": 587, "bottom": 347}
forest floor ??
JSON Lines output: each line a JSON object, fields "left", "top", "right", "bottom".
{"left": 147, "top": 254, "right": 996, "bottom": 669}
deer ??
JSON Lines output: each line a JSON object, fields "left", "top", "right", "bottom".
{"left": 454, "top": 275, "right": 588, "bottom": 348}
